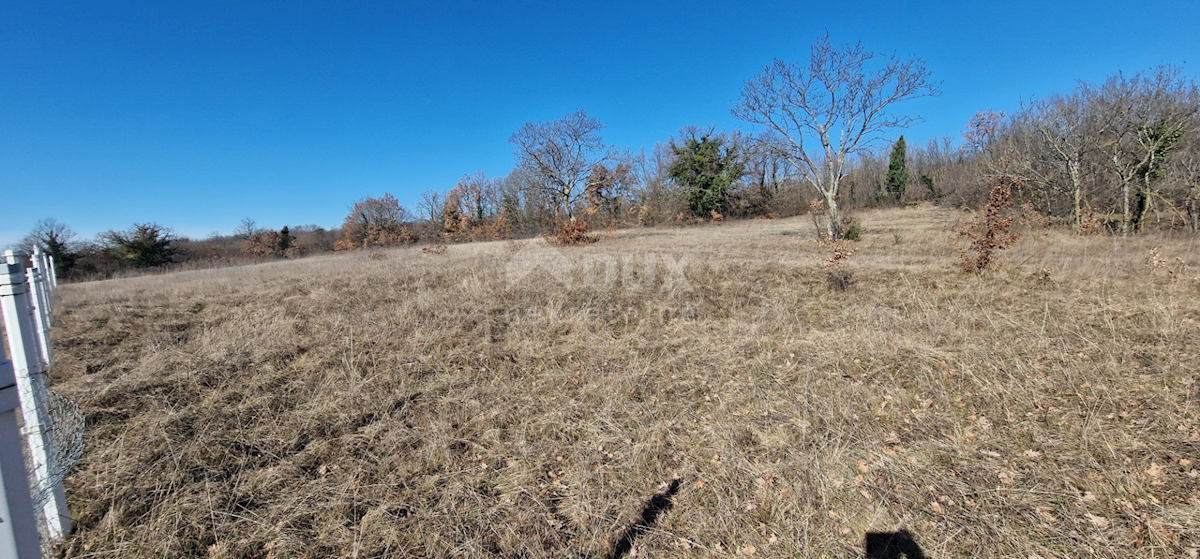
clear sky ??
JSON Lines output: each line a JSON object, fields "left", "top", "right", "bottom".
{"left": 3, "top": 1, "right": 1197, "bottom": 246}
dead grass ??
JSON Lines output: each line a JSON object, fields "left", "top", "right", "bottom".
{"left": 45, "top": 205, "right": 1200, "bottom": 557}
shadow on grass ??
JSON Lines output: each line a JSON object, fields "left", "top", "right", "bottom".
{"left": 605, "top": 478, "right": 682, "bottom": 559}
{"left": 864, "top": 529, "right": 928, "bottom": 559}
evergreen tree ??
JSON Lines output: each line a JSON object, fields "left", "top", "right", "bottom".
{"left": 278, "top": 226, "right": 293, "bottom": 253}
{"left": 20, "top": 218, "right": 79, "bottom": 275}
{"left": 885, "top": 136, "right": 909, "bottom": 204}
{"left": 668, "top": 135, "right": 745, "bottom": 217}
{"left": 101, "top": 223, "right": 179, "bottom": 267}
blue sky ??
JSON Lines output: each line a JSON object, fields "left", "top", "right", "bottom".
{"left": 2, "top": 1, "right": 1197, "bottom": 246}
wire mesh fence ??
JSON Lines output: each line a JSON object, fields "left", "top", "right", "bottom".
{"left": 23, "top": 384, "right": 85, "bottom": 554}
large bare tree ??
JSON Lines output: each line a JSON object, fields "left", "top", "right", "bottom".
{"left": 416, "top": 188, "right": 445, "bottom": 225}
{"left": 733, "top": 34, "right": 937, "bottom": 238}
{"left": 233, "top": 217, "right": 260, "bottom": 240}
{"left": 510, "top": 109, "right": 619, "bottom": 219}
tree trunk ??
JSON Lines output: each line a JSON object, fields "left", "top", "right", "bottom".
{"left": 561, "top": 186, "right": 574, "bottom": 220}
{"left": 1132, "top": 174, "right": 1153, "bottom": 233}
{"left": 824, "top": 192, "right": 840, "bottom": 239}
{"left": 1121, "top": 180, "right": 1130, "bottom": 237}
{"left": 1073, "top": 186, "right": 1083, "bottom": 230}
{"left": 1068, "top": 161, "right": 1083, "bottom": 230}
{"left": 1189, "top": 184, "right": 1199, "bottom": 233}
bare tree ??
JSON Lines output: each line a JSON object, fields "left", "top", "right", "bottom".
{"left": 456, "top": 172, "right": 499, "bottom": 223}
{"left": 963, "top": 109, "right": 1007, "bottom": 153}
{"left": 510, "top": 109, "right": 619, "bottom": 219}
{"left": 19, "top": 218, "right": 77, "bottom": 252}
{"left": 628, "top": 143, "right": 682, "bottom": 225}
{"left": 416, "top": 189, "right": 445, "bottom": 225}
{"left": 733, "top": 34, "right": 937, "bottom": 238}
{"left": 744, "top": 130, "right": 794, "bottom": 203}
{"left": 585, "top": 157, "right": 639, "bottom": 223}
{"left": 1001, "top": 92, "right": 1104, "bottom": 227}
{"left": 233, "top": 217, "right": 259, "bottom": 239}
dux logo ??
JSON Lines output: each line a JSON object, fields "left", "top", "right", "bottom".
{"left": 505, "top": 241, "right": 692, "bottom": 292}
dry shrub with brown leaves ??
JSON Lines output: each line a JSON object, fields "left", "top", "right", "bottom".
{"left": 673, "top": 212, "right": 706, "bottom": 226}
{"left": 636, "top": 203, "right": 653, "bottom": 226}
{"left": 958, "top": 176, "right": 1019, "bottom": 271}
{"left": 365, "top": 224, "right": 416, "bottom": 247}
{"left": 1077, "top": 210, "right": 1105, "bottom": 235}
{"left": 1018, "top": 202, "right": 1049, "bottom": 230}
{"left": 243, "top": 230, "right": 283, "bottom": 257}
{"left": 421, "top": 243, "right": 448, "bottom": 255}
{"left": 243, "top": 231, "right": 304, "bottom": 259}
{"left": 548, "top": 218, "right": 596, "bottom": 246}
{"left": 1147, "top": 247, "right": 1189, "bottom": 280}
{"left": 441, "top": 184, "right": 515, "bottom": 242}
{"left": 334, "top": 224, "right": 416, "bottom": 251}
{"left": 818, "top": 237, "right": 856, "bottom": 291}
{"left": 808, "top": 198, "right": 825, "bottom": 236}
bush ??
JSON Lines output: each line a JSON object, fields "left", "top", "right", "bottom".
{"left": 958, "top": 176, "right": 1019, "bottom": 271}
{"left": 244, "top": 228, "right": 306, "bottom": 258}
{"left": 244, "top": 230, "right": 280, "bottom": 257}
{"left": 841, "top": 217, "right": 863, "bottom": 241}
{"left": 825, "top": 268, "right": 855, "bottom": 291}
{"left": 548, "top": 219, "right": 596, "bottom": 246}
{"left": 363, "top": 224, "right": 416, "bottom": 247}
{"left": 339, "top": 194, "right": 416, "bottom": 249}
{"left": 819, "top": 238, "right": 856, "bottom": 291}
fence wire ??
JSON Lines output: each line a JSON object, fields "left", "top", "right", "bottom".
{"left": 21, "top": 383, "right": 85, "bottom": 554}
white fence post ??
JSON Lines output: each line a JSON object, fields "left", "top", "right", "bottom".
{"left": 0, "top": 251, "right": 70, "bottom": 539}
{"left": 31, "top": 250, "right": 53, "bottom": 335}
{"left": 0, "top": 360, "right": 43, "bottom": 558}
{"left": 32, "top": 248, "right": 52, "bottom": 312}
{"left": 41, "top": 251, "right": 53, "bottom": 296}
{"left": 25, "top": 267, "right": 53, "bottom": 368}
{"left": 47, "top": 255, "right": 57, "bottom": 290}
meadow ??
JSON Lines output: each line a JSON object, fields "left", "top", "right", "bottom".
{"left": 48, "top": 206, "right": 1199, "bottom": 557}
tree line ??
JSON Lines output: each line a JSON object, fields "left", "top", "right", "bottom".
{"left": 13, "top": 36, "right": 1199, "bottom": 280}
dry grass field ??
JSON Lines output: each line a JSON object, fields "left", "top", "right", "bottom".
{"left": 46, "top": 206, "right": 1199, "bottom": 558}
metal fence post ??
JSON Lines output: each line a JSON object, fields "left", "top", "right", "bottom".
{"left": 0, "top": 251, "right": 69, "bottom": 539}
{"left": 0, "top": 360, "right": 42, "bottom": 558}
